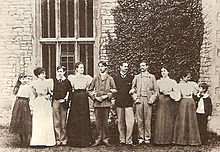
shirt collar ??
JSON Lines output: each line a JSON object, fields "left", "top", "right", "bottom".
{"left": 98, "top": 72, "right": 108, "bottom": 80}
{"left": 120, "top": 71, "right": 127, "bottom": 78}
{"left": 141, "top": 71, "right": 150, "bottom": 78}
{"left": 56, "top": 76, "right": 66, "bottom": 81}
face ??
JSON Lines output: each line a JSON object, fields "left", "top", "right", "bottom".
{"left": 182, "top": 73, "right": 191, "bottom": 82}
{"left": 161, "top": 68, "right": 169, "bottom": 78}
{"left": 99, "top": 63, "right": 107, "bottom": 73}
{"left": 76, "top": 64, "right": 84, "bottom": 74}
{"left": 140, "top": 62, "right": 148, "bottom": 72}
{"left": 20, "top": 77, "right": 26, "bottom": 84}
{"left": 57, "top": 68, "right": 65, "bottom": 78}
{"left": 120, "top": 63, "right": 128, "bottom": 73}
{"left": 38, "top": 72, "right": 46, "bottom": 80}
{"left": 199, "top": 86, "right": 207, "bottom": 94}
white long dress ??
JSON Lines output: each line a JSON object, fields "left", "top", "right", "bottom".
{"left": 30, "top": 79, "right": 56, "bottom": 146}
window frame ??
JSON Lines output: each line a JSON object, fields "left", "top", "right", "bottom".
{"left": 34, "top": 0, "right": 99, "bottom": 77}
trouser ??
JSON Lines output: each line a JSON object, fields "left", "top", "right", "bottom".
{"left": 135, "top": 96, "right": 152, "bottom": 142}
{"left": 197, "top": 113, "right": 208, "bottom": 144}
{"left": 117, "top": 107, "right": 135, "bottom": 144}
{"left": 53, "top": 99, "right": 68, "bottom": 144}
{"left": 94, "top": 107, "right": 110, "bottom": 144}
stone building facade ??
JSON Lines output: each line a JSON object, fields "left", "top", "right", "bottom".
{"left": 0, "top": 0, "right": 219, "bottom": 116}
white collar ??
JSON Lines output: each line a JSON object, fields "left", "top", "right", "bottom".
{"left": 56, "top": 76, "right": 66, "bottom": 81}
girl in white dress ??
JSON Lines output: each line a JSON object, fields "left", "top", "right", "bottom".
{"left": 30, "top": 67, "right": 56, "bottom": 146}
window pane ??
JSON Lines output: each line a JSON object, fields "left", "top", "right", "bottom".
{"left": 41, "top": 0, "right": 56, "bottom": 38}
{"left": 79, "top": 0, "right": 93, "bottom": 37}
{"left": 60, "top": 0, "right": 74, "bottom": 37}
{"left": 61, "top": 44, "right": 75, "bottom": 76}
{"left": 79, "top": 44, "right": 93, "bottom": 76}
{"left": 41, "top": 0, "right": 48, "bottom": 38}
{"left": 42, "top": 44, "right": 56, "bottom": 79}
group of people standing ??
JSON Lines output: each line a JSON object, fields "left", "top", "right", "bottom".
{"left": 9, "top": 60, "right": 213, "bottom": 148}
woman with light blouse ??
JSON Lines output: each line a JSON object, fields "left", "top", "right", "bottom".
{"left": 67, "top": 62, "right": 93, "bottom": 148}
{"left": 153, "top": 67, "right": 180, "bottom": 145}
{"left": 173, "top": 70, "right": 201, "bottom": 145}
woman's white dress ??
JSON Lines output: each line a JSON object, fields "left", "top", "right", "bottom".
{"left": 30, "top": 79, "right": 56, "bottom": 146}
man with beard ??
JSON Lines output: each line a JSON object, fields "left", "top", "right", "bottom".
{"left": 129, "top": 60, "right": 159, "bottom": 145}
{"left": 113, "top": 62, "right": 135, "bottom": 146}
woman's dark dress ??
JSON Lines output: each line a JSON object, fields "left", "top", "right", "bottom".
{"left": 67, "top": 74, "right": 92, "bottom": 147}
{"left": 9, "top": 97, "right": 32, "bottom": 135}
{"left": 67, "top": 90, "right": 91, "bottom": 147}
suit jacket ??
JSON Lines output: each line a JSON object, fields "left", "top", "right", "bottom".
{"left": 114, "top": 73, "right": 134, "bottom": 108}
{"left": 194, "top": 95, "right": 212, "bottom": 116}
{"left": 131, "top": 72, "right": 159, "bottom": 103}
{"left": 88, "top": 73, "right": 116, "bottom": 107}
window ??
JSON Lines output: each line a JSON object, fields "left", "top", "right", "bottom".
{"left": 37, "top": 0, "right": 95, "bottom": 78}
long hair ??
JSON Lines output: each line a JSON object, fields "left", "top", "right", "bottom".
{"left": 13, "top": 73, "right": 25, "bottom": 95}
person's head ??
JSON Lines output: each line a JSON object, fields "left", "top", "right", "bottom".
{"left": 34, "top": 67, "right": 46, "bottom": 80}
{"left": 140, "top": 60, "right": 148, "bottom": 72}
{"left": 119, "top": 62, "right": 129, "bottom": 73}
{"left": 75, "top": 62, "right": 84, "bottom": 74}
{"left": 19, "top": 75, "right": 29, "bottom": 85}
{"left": 98, "top": 61, "right": 107, "bottom": 73}
{"left": 57, "top": 65, "right": 66, "bottom": 78}
{"left": 199, "top": 83, "right": 209, "bottom": 94}
{"left": 180, "top": 70, "right": 191, "bottom": 82}
{"left": 161, "top": 67, "right": 169, "bottom": 78}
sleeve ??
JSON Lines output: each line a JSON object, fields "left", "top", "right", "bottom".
{"left": 106, "top": 76, "right": 116, "bottom": 99}
{"left": 191, "top": 81, "right": 199, "bottom": 95}
{"left": 170, "top": 80, "right": 181, "bottom": 101}
{"left": 47, "top": 79, "right": 54, "bottom": 95}
{"left": 86, "top": 75, "right": 93, "bottom": 88}
{"left": 88, "top": 78, "right": 96, "bottom": 100}
{"left": 131, "top": 75, "right": 137, "bottom": 91}
{"left": 208, "top": 98, "right": 213, "bottom": 116}
{"left": 152, "top": 75, "right": 159, "bottom": 95}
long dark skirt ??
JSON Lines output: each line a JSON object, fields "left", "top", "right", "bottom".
{"left": 153, "top": 95, "right": 176, "bottom": 144}
{"left": 9, "top": 97, "right": 32, "bottom": 135}
{"left": 173, "top": 98, "right": 201, "bottom": 145}
{"left": 67, "top": 90, "right": 91, "bottom": 147}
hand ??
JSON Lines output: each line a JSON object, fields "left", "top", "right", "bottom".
{"left": 129, "top": 89, "right": 135, "bottom": 94}
{"left": 59, "top": 99, "right": 65, "bottom": 103}
{"left": 95, "top": 96, "right": 103, "bottom": 102}
{"left": 208, "top": 116, "right": 212, "bottom": 121}
{"left": 134, "top": 98, "right": 141, "bottom": 105}
{"left": 148, "top": 99, "right": 153, "bottom": 105}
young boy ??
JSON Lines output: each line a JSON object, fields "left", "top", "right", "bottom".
{"left": 195, "top": 82, "right": 213, "bottom": 144}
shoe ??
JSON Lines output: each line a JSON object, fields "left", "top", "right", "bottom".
{"left": 144, "top": 140, "right": 150, "bottom": 144}
{"left": 91, "top": 142, "right": 100, "bottom": 147}
{"left": 104, "top": 142, "right": 112, "bottom": 147}
{"left": 119, "top": 141, "right": 126, "bottom": 146}
{"left": 126, "top": 143, "right": 136, "bottom": 147}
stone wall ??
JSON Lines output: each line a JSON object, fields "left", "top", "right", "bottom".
{"left": 99, "top": 0, "right": 117, "bottom": 62}
{"left": 201, "top": 0, "right": 220, "bottom": 108}
{"left": 0, "top": 0, "right": 34, "bottom": 112}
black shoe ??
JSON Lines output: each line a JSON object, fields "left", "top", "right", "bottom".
{"left": 91, "top": 142, "right": 100, "bottom": 147}
{"left": 120, "top": 143, "right": 126, "bottom": 146}
{"left": 104, "top": 142, "right": 112, "bottom": 147}
{"left": 126, "top": 143, "right": 136, "bottom": 147}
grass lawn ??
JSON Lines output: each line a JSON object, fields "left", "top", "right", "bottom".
{"left": 1, "top": 125, "right": 220, "bottom": 152}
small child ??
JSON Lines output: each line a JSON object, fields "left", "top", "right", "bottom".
{"left": 9, "top": 74, "right": 33, "bottom": 147}
{"left": 195, "top": 82, "right": 212, "bottom": 144}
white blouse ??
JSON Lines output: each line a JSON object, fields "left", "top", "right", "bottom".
{"left": 17, "top": 84, "right": 34, "bottom": 99}
{"left": 68, "top": 74, "right": 93, "bottom": 90}
{"left": 157, "top": 77, "right": 180, "bottom": 101}
{"left": 178, "top": 81, "right": 199, "bottom": 98}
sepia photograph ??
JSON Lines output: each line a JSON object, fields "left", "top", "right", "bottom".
{"left": 0, "top": 0, "right": 220, "bottom": 151}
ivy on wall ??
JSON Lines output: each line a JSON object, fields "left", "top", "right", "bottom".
{"left": 106, "top": 0, "right": 204, "bottom": 81}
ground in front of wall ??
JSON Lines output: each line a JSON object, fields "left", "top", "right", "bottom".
{"left": 1, "top": 126, "right": 220, "bottom": 152}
